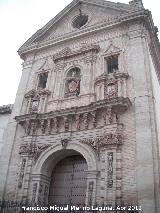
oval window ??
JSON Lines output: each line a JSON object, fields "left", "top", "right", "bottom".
{"left": 72, "top": 15, "right": 88, "bottom": 29}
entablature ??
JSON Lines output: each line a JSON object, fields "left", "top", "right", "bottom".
{"left": 16, "top": 97, "right": 131, "bottom": 137}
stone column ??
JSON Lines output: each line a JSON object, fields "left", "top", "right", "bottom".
{"left": 31, "top": 174, "right": 50, "bottom": 205}
{"left": 85, "top": 170, "right": 99, "bottom": 206}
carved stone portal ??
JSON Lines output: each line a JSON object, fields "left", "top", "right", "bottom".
{"left": 19, "top": 143, "right": 51, "bottom": 162}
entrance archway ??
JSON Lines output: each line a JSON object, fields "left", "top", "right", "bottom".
{"left": 48, "top": 154, "right": 87, "bottom": 205}
{"left": 32, "top": 142, "right": 98, "bottom": 206}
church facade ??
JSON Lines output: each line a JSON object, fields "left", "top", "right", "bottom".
{"left": 0, "top": 0, "right": 160, "bottom": 212}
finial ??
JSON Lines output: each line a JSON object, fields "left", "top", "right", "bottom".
{"left": 129, "top": 0, "right": 144, "bottom": 8}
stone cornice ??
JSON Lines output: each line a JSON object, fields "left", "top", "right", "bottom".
{"left": 25, "top": 89, "right": 51, "bottom": 99}
{"left": 0, "top": 104, "right": 13, "bottom": 114}
{"left": 15, "top": 97, "right": 131, "bottom": 123}
{"left": 144, "top": 11, "right": 160, "bottom": 82}
{"left": 95, "top": 72, "right": 129, "bottom": 84}
{"left": 18, "top": 9, "right": 147, "bottom": 59}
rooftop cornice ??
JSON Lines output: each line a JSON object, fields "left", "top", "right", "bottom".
{"left": 0, "top": 104, "right": 13, "bottom": 114}
{"left": 18, "top": 9, "right": 147, "bottom": 59}
{"left": 144, "top": 11, "right": 160, "bottom": 82}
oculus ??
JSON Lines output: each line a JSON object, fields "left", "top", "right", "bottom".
{"left": 72, "top": 14, "right": 88, "bottom": 29}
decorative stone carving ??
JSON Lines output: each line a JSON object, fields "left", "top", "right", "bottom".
{"left": 54, "top": 117, "right": 59, "bottom": 133}
{"left": 61, "top": 139, "right": 69, "bottom": 149}
{"left": 80, "top": 132, "right": 123, "bottom": 151}
{"left": 105, "top": 76, "right": 118, "bottom": 100}
{"left": 18, "top": 158, "right": 26, "bottom": 188}
{"left": 32, "top": 183, "right": 38, "bottom": 203}
{"left": 63, "top": 116, "right": 69, "bottom": 132}
{"left": 19, "top": 143, "right": 51, "bottom": 161}
{"left": 30, "top": 120, "right": 37, "bottom": 135}
{"left": 25, "top": 120, "right": 31, "bottom": 135}
{"left": 64, "top": 67, "right": 81, "bottom": 98}
{"left": 75, "top": 114, "right": 81, "bottom": 130}
{"left": 24, "top": 89, "right": 51, "bottom": 114}
{"left": 83, "top": 113, "right": 89, "bottom": 130}
{"left": 107, "top": 152, "right": 114, "bottom": 188}
{"left": 95, "top": 71, "right": 129, "bottom": 102}
{"left": 16, "top": 98, "right": 131, "bottom": 135}
{"left": 106, "top": 107, "right": 113, "bottom": 124}
{"left": 91, "top": 111, "right": 97, "bottom": 128}
{"left": 43, "top": 185, "right": 49, "bottom": 205}
{"left": 103, "top": 111, "right": 107, "bottom": 125}
{"left": 30, "top": 95, "right": 40, "bottom": 113}
{"left": 88, "top": 181, "right": 94, "bottom": 206}
{"left": 53, "top": 44, "right": 100, "bottom": 62}
{"left": 47, "top": 118, "right": 52, "bottom": 134}
{"left": 104, "top": 43, "right": 121, "bottom": 56}
{"left": 40, "top": 120, "right": 46, "bottom": 134}
{"left": 38, "top": 183, "right": 43, "bottom": 204}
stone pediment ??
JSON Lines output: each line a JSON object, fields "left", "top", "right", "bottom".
{"left": 18, "top": 0, "right": 144, "bottom": 57}
{"left": 104, "top": 43, "right": 121, "bottom": 55}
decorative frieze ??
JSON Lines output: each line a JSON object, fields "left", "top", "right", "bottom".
{"left": 16, "top": 98, "right": 131, "bottom": 136}
{"left": 19, "top": 142, "right": 51, "bottom": 161}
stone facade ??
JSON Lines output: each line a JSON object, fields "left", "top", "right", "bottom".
{"left": 0, "top": 105, "right": 12, "bottom": 155}
{"left": 0, "top": 0, "right": 160, "bottom": 212}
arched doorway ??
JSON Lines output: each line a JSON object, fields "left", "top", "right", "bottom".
{"left": 48, "top": 154, "right": 87, "bottom": 205}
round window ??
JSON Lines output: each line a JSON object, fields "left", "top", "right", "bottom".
{"left": 72, "top": 15, "right": 88, "bottom": 29}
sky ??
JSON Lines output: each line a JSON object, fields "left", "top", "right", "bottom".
{"left": 0, "top": 0, "right": 159, "bottom": 106}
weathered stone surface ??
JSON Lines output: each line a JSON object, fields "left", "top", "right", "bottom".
{"left": 0, "top": 0, "right": 160, "bottom": 212}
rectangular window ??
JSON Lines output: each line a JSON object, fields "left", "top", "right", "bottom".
{"left": 106, "top": 55, "right": 118, "bottom": 74}
{"left": 38, "top": 73, "right": 48, "bottom": 89}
